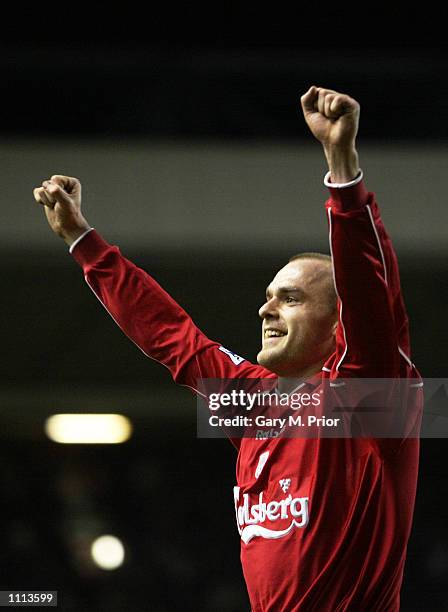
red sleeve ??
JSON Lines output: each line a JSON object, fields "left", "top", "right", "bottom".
{"left": 71, "top": 231, "right": 271, "bottom": 395}
{"left": 326, "top": 180, "right": 413, "bottom": 378}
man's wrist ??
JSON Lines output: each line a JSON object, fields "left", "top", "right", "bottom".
{"left": 324, "top": 169, "right": 363, "bottom": 189}
{"left": 68, "top": 227, "right": 95, "bottom": 252}
{"left": 63, "top": 223, "right": 92, "bottom": 248}
{"left": 323, "top": 144, "right": 360, "bottom": 184}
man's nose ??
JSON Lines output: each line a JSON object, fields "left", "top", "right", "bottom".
{"left": 259, "top": 297, "right": 278, "bottom": 319}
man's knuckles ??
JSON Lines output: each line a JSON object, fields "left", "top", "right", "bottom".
{"left": 46, "top": 183, "right": 62, "bottom": 195}
{"left": 33, "top": 188, "right": 43, "bottom": 204}
{"left": 35, "top": 187, "right": 55, "bottom": 209}
{"left": 50, "top": 175, "right": 80, "bottom": 191}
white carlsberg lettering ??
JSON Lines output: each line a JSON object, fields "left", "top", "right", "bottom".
{"left": 290, "top": 497, "right": 309, "bottom": 527}
{"left": 266, "top": 501, "right": 280, "bottom": 521}
{"left": 233, "top": 485, "right": 309, "bottom": 544}
{"left": 279, "top": 496, "right": 292, "bottom": 519}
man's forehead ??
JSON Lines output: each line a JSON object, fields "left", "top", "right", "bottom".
{"left": 269, "top": 259, "right": 327, "bottom": 289}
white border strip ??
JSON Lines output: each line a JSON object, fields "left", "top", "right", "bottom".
{"left": 327, "top": 207, "right": 348, "bottom": 371}
{"left": 366, "top": 205, "right": 388, "bottom": 287}
{"left": 366, "top": 205, "right": 415, "bottom": 368}
{"left": 69, "top": 227, "right": 94, "bottom": 253}
{"left": 324, "top": 170, "right": 364, "bottom": 189}
{"left": 398, "top": 346, "right": 414, "bottom": 368}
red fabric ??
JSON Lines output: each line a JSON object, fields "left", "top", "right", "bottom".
{"left": 72, "top": 181, "right": 421, "bottom": 611}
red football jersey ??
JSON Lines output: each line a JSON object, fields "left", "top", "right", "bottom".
{"left": 71, "top": 179, "right": 422, "bottom": 611}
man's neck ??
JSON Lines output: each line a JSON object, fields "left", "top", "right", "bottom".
{"left": 276, "top": 361, "right": 325, "bottom": 395}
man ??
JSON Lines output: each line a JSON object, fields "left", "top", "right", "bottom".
{"left": 34, "top": 87, "right": 421, "bottom": 611}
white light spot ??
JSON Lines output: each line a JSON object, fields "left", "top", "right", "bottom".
{"left": 45, "top": 414, "right": 132, "bottom": 444}
{"left": 91, "top": 535, "right": 125, "bottom": 570}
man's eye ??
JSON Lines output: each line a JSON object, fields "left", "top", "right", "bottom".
{"left": 285, "top": 296, "right": 297, "bottom": 303}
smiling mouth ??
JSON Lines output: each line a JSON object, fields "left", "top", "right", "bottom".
{"left": 264, "top": 329, "right": 287, "bottom": 341}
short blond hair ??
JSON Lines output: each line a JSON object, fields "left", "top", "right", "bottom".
{"left": 288, "top": 252, "right": 337, "bottom": 313}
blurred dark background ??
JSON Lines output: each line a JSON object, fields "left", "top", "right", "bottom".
{"left": 1, "top": 6, "right": 448, "bottom": 611}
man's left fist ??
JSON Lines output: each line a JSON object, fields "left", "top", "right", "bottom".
{"left": 300, "top": 86, "right": 360, "bottom": 148}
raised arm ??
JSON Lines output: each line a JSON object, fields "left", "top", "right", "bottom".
{"left": 33, "top": 175, "right": 270, "bottom": 393}
{"left": 301, "top": 87, "right": 412, "bottom": 378}
{"left": 301, "top": 85, "right": 360, "bottom": 184}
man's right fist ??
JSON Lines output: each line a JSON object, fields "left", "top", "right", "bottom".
{"left": 33, "top": 175, "right": 91, "bottom": 246}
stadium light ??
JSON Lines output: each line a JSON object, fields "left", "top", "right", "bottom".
{"left": 91, "top": 535, "right": 125, "bottom": 570}
{"left": 45, "top": 414, "right": 132, "bottom": 444}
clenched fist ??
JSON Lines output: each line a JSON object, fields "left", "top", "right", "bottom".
{"left": 301, "top": 86, "right": 360, "bottom": 147}
{"left": 301, "top": 86, "right": 360, "bottom": 183}
{"left": 33, "top": 175, "right": 91, "bottom": 246}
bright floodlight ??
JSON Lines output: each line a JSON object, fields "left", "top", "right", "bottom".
{"left": 91, "top": 535, "right": 125, "bottom": 570}
{"left": 45, "top": 414, "right": 132, "bottom": 444}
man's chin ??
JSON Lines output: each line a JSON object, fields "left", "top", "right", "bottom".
{"left": 257, "top": 347, "right": 282, "bottom": 371}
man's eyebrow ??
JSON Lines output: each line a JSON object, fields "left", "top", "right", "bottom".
{"left": 265, "top": 286, "right": 305, "bottom": 297}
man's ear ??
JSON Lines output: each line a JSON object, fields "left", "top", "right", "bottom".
{"left": 332, "top": 319, "right": 338, "bottom": 336}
